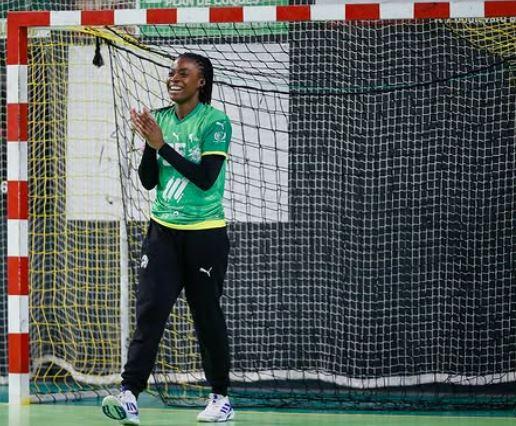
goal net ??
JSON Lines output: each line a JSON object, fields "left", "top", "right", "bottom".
{"left": 6, "top": 5, "right": 516, "bottom": 409}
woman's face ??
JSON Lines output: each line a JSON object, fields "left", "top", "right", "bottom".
{"left": 167, "top": 56, "right": 204, "bottom": 105}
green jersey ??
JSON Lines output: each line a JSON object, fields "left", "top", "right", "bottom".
{"left": 150, "top": 103, "right": 231, "bottom": 230}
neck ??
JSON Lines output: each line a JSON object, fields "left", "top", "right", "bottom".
{"left": 175, "top": 98, "right": 200, "bottom": 120}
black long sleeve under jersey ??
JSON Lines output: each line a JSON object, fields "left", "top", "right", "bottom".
{"left": 138, "top": 143, "right": 225, "bottom": 191}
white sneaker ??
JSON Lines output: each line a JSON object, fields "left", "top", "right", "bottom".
{"left": 101, "top": 390, "right": 140, "bottom": 425}
{"left": 197, "top": 393, "right": 235, "bottom": 422}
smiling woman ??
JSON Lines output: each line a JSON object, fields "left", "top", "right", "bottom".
{"left": 102, "top": 53, "right": 235, "bottom": 425}
{"left": 167, "top": 54, "right": 214, "bottom": 107}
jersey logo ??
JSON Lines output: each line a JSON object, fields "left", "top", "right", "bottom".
{"left": 188, "top": 133, "right": 199, "bottom": 143}
{"left": 188, "top": 146, "right": 201, "bottom": 163}
{"left": 162, "top": 132, "right": 184, "bottom": 155}
{"left": 171, "top": 142, "right": 186, "bottom": 156}
{"left": 163, "top": 176, "right": 188, "bottom": 202}
{"left": 141, "top": 255, "right": 149, "bottom": 269}
{"left": 199, "top": 267, "right": 212, "bottom": 277}
{"left": 213, "top": 122, "right": 226, "bottom": 143}
{"left": 159, "top": 142, "right": 185, "bottom": 167}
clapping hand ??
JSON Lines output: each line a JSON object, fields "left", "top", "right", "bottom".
{"left": 130, "top": 107, "right": 165, "bottom": 150}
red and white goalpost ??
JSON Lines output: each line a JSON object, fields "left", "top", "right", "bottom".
{"left": 6, "top": 0, "right": 516, "bottom": 406}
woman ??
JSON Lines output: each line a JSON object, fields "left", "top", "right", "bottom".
{"left": 102, "top": 53, "right": 234, "bottom": 424}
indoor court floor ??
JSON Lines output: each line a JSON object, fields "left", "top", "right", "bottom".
{"left": 1, "top": 404, "right": 516, "bottom": 426}
{"left": 1, "top": 387, "right": 515, "bottom": 426}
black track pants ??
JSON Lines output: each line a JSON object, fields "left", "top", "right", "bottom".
{"left": 121, "top": 219, "right": 230, "bottom": 397}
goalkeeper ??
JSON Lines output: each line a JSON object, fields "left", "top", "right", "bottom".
{"left": 102, "top": 52, "right": 234, "bottom": 424}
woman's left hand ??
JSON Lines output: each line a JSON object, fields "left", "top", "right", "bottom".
{"left": 130, "top": 107, "right": 165, "bottom": 150}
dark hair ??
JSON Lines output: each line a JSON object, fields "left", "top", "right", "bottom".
{"left": 177, "top": 52, "right": 214, "bottom": 104}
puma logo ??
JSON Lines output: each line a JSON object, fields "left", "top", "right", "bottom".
{"left": 199, "top": 267, "right": 212, "bottom": 277}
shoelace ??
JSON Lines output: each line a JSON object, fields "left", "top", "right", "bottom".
{"left": 205, "top": 395, "right": 220, "bottom": 407}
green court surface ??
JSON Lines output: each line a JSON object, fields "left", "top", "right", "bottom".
{"left": 1, "top": 403, "right": 516, "bottom": 426}
{"left": 1, "top": 387, "right": 515, "bottom": 426}
{"left": 1, "top": 404, "right": 516, "bottom": 426}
